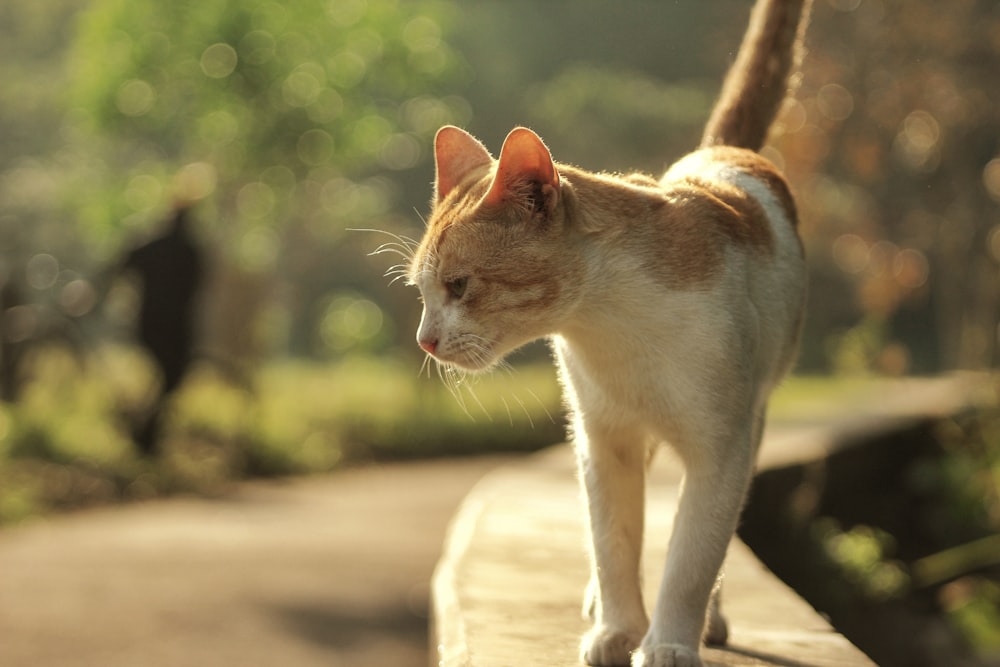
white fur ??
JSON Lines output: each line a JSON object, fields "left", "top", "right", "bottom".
{"left": 561, "top": 150, "right": 806, "bottom": 667}
{"left": 415, "top": 147, "right": 805, "bottom": 667}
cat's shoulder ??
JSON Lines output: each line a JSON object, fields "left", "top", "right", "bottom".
{"left": 632, "top": 146, "right": 801, "bottom": 283}
{"left": 662, "top": 146, "right": 797, "bottom": 230}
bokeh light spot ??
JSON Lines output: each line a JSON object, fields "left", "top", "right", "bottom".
{"left": 26, "top": 253, "right": 60, "bottom": 290}
{"left": 201, "top": 43, "right": 238, "bottom": 78}
{"left": 116, "top": 79, "right": 156, "bottom": 116}
{"left": 174, "top": 162, "right": 218, "bottom": 202}
{"left": 237, "top": 181, "right": 276, "bottom": 219}
{"left": 240, "top": 30, "right": 275, "bottom": 65}
{"left": 832, "top": 234, "right": 870, "bottom": 275}
{"left": 892, "top": 248, "right": 929, "bottom": 289}
{"left": 983, "top": 159, "right": 1000, "bottom": 202}
{"left": 379, "top": 133, "right": 421, "bottom": 170}
{"left": 319, "top": 293, "right": 384, "bottom": 353}
{"left": 817, "top": 83, "right": 854, "bottom": 122}
{"left": 297, "top": 128, "right": 335, "bottom": 166}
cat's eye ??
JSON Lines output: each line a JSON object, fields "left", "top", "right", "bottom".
{"left": 446, "top": 276, "right": 468, "bottom": 299}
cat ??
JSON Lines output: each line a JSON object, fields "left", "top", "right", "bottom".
{"left": 406, "top": 0, "right": 812, "bottom": 665}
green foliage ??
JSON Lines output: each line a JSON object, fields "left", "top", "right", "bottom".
{"left": 814, "top": 519, "right": 910, "bottom": 601}
{"left": 910, "top": 406, "right": 1000, "bottom": 655}
{"left": 785, "top": 0, "right": 1000, "bottom": 371}
{"left": 814, "top": 402, "right": 1000, "bottom": 658}
{"left": 934, "top": 409, "right": 1000, "bottom": 531}
{"left": 827, "top": 316, "right": 890, "bottom": 375}
{"left": 0, "top": 345, "right": 563, "bottom": 524}
{"left": 944, "top": 579, "right": 1000, "bottom": 656}
{"left": 64, "top": 0, "right": 466, "bottom": 261}
{"left": 525, "top": 66, "right": 712, "bottom": 172}
{"left": 9, "top": 347, "right": 134, "bottom": 466}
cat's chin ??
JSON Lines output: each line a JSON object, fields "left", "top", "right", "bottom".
{"left": 429, "top": 338, "right": 509, "bottom": 373}
{"left": 439, "top": 354, "right": 501, "bottom": 374}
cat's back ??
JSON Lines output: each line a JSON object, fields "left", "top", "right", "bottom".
{"left": 663, "top": 146, "right": 799, "bottom": 253}
{"left": 624, "top": 147, "right": 802, "bottom": 292}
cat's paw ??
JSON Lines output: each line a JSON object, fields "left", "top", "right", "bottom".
{"left": 581, "top": 624, "right": 643, "bottom": 667}
{"left": 631, "top": 642, "right": 702, "bottom": 667}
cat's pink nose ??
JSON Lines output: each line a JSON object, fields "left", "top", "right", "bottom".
{"left": 418, "top": 338, "right": 438, "bottom": 355}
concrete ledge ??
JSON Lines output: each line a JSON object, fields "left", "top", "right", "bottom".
{"left": 431, "top": 444, "right": 875, "bottom": 667}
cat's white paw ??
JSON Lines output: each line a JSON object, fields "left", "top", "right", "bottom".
{"left": 631, "top": 642, "right": 702, "bottom": 667}
{"left": 581, "top": 624, "right": 644, "bottom": 667}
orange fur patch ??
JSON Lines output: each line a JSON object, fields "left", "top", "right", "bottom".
{"left": 557, "top": 153, "right": 796, "bottom": 291}
{"left": 644, "top": 184, "right": 767, "bottom": 289}
{"left": 411, "top": 146, "right": 800, "bottom": 309}
{"left": 694, "top": 146, "right": 798, "bottom": 228}
{"left": 411, "top": 168, "right": 573, "bottom": 321}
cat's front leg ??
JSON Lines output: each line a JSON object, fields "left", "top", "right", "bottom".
{"left": 576, "top": 422, "right": 649, "bottom": 667}
{"left": 634, "top": 428, "right": 754, "bottom": 667}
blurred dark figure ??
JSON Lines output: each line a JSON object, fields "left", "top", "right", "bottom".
{"left": 122, "top": 205, "right": 204, "bottom": 455}
{"left": 0, "top": 278, "right": 26, "bottom": 402}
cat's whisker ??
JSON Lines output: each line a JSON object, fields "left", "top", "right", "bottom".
{"left": 418, "top": 353, "right": 433, "bottom": 379}
{"left": 413, "top": 207, "right": 429, "bottom": 229}
{"left": 370, "top": 242, "right": 416, "bottom": 261}
{"left": 461, "top": 333, "right": 506, "bottom": 374}
{"left": 369, "top": 240, "right": 404, "bottom": 252}
{"left": 384, "top": 263, "right": 405, "bottom": 273}
{"left": 499, "top": 395, "right": 515, "bottom": 428}
{"left": 525, "top": 387, "right": 558, "bottom": 425}
{"left": 462, "top": 380, "right": 492, "bottom": 423}
{"left": 494, "top": 358, "right": 515, "bottom": 377}
{"left": 511, "top": 393, "right": 535, "bottom": 430}
{"left": 351, "top": 229, "right": 420, "bottom": 278}
{"left": 384, "top": 264, "right": 412, "bottom": 287}
{"left": 349, "top": 227, "right": 420, "bottom": 250}
{"left": 440, "top": 363, "right": 474, "bottom": 420}
{"left": 438, "top": 366, "right": 463, "bottom": 411}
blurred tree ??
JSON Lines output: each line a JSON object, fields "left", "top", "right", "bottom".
{"left": 458, "top": 0, "right": 1000, "bottom": 374}
{"left": 772, "top": 0, "right": 1000, "bottom": 372}
{"left": 0, "top": 1, "right": 95, "bottom": 402}
{"left": 64, "top": 0, "right": 468, "bottom": 361}
{"left": 4, "top": 0, "right": 994, "bottom": 375}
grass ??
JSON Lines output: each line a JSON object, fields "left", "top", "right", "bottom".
{"left": 0, "top": 344, "right": 566, "bottom": 524}
{"left": 3, "top": 345, "right": 998, "bottom": 660}
{"left": 0, "top": 343, "right": 975, "bottom": 526}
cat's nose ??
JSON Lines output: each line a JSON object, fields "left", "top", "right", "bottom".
{"left": 418, "top": 337, "right": 438, "bottom": 355}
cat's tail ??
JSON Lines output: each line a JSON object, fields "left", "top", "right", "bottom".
{"left": 700, "top": 0, "right": 812, "bottom": 152}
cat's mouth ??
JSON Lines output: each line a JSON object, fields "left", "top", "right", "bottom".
{"left": 429, "top": 334, "right": 502, "bottom": 373}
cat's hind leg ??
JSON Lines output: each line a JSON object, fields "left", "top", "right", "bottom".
{"left": 576, "top": 422, "right": 650, "bottom": 667}
{"left": 704, "top": 581, "right": 729, "bottom": 646}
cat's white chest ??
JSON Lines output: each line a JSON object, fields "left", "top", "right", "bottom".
{"left": 551, "top": 287, "right": 733, "bottom": 444}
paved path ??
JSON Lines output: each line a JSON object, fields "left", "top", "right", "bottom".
{"left": 0, "top": 373, "right": 988, "bottom": 667}
{"left": 432, "top": 444, "right": 876, "bottom": 667}
{"left": 429, "top": 374, "right": 989, "bottom": 667}
{"left": 0, "top": 456, "right": 512, "bottom": 667}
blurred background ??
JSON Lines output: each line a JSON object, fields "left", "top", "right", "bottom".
{"left": 0, "top": 0, "right": 998, "bottom": 664}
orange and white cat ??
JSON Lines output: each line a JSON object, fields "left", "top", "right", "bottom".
{"left": 408, "top": 1, "right": 811, "bottom": 665}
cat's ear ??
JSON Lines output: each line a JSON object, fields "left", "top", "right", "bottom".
{"left": 483, "top": 127, "right": 560, "bottom": 214}
{"left": 434, "top": 126, "right": 494, "bottom": 203}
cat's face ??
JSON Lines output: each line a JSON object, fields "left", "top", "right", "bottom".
{"left": 409, "top": 126, "right": 580, "bottom": 371}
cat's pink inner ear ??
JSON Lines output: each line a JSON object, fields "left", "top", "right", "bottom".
{"left": 483, "top": 127, "right": 560, "bottom": 208}
{"left": 434, "top": 126, "right": 494, "bottom": 203}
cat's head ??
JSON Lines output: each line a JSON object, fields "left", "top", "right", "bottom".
{"left": 408, "top": 126, "right": 582, "bottom": 371}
